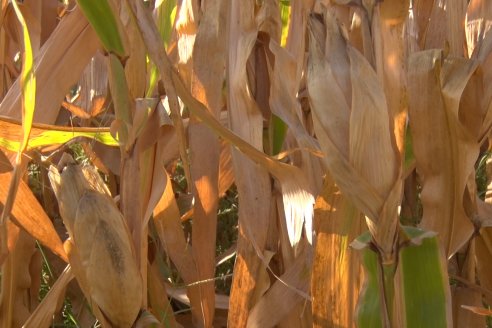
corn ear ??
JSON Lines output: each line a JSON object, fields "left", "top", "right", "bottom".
{"left": 48, "top": 159, "right": 142, "bottom": 327}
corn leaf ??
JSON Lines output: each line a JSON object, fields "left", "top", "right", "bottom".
{"left": 146, "top": 0, "right": 178, "bottom": 98}
{"left": 23, "top": 265, "right": 74, "bottom": 328}
{"left": 187, "top": 0, "right": 227, "bottom": 324}
{"left": 0, "top": 116, "right": 117, "bottom": 152}
{"left": 247, "top": 244, "right": 312, "bottom": 327}
{"left": 465, "top": 0, "right": 492, "bottom": 57}
{"left": 396, "top": 227, "right": 452, "bottom": 328}
{"left": 353, "top": 227, "right": 452, "bottom": 328}
{"left": 408, "top": 49, "right": 477, "bottom": 257}
{"left": 307, "top": 9, "right": 400, "bottom": 257}
{"left": 475, "top": 226, "right": 492, "bottom": 305}
{"left": 0, "top": 0, "right": 38, "bottom": 280}
{"left": 152, "top": 171, "right": 202, "bottom": 322}
{"left": 0, "top": 171, "right": 67, "bottom": 262}
{"left": 352, "top": 232, "right": 384, "bottom": 328}
{"left": 312, "top": 181, "right": 364, "bottom": 327}
{"left": 0, "top": 6, "right": 100, "bottom": 124}
{"left": 76, "top": 0, "right": 126, "bottom": 57}
{"left": 11, "top": 0, "right": 35, "bottom": 154}
{"left": 108, "top": 53, "right": 133, "bottom": 148}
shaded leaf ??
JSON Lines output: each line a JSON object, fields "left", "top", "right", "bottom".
{"left": 23, "top": 265, "right": 74, "bottom": 328}
{"left": 408, "top": 49, "right": 477, "bottom": 257}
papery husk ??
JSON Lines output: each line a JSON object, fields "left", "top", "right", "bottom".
{"left": 49, "top": 160, "right": 142, "bottom": 327}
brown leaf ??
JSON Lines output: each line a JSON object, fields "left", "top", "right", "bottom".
{"left": 452, "top": 238, "right": 486, "bottom": 327}
{"left": 0, "top": 6, "right": 100, "bottom": 124}
{"left": 188, "top": 1, "right": 227, "bottom": 324}
{"left": 419, "top": 1, "right": 448, "bottom": 51}
{"left": 225, "top": 1, "right": 277, "bottom": 326}
{"left": 123, "top": 6, "right": 147, "bottom": 99}
{"left": 466, "top": 0, "right": 492, "bottom": 57}
{"left": 23, "top": 265, "right": 74, "bottom": 328}
{"left": 307, "top": 10, "right": 400, "bottom": 256}
{"left": 408, "top": 50, "right": 477, "bottom": 257}
{"left": 461, "top": 305, "right": 492, "bottom": 316}
{"left": 152, "top": 172, "right": 202, "bottom": 324}
{"left": 129, "top": 0, "right": 315, "bottom": 251}
{"left": 0, "top": 229, "right": 36, "bottom": 327}
{"left": 175, "top": 0, "right": 198, "bottom": 87}
{"left": 61, "top": 100, "right": 92, "bottom": 119}
{"left": 119, "top": 98, "right": 175, "bottom": 311}
{"left": 475, "top": 227, "right": 492, "bottom": 305}
{"left": 0, "top": 171, "right": 67, "bottom": 262}
{"left": 148, "top": 261, "right": 178, "bottom": 327}
{"left": 229, "top": 228, "right": 272, "bottom": 328}
{"left": 73, "top": 52, "right": 108, "bottom": 118}
{"left": 411, "top": 0, "right": 435, "bottom": 50}
{"left": 373, "top": 4, "right": 408, "bottom": 156}
{"left": 445, "top": 0, "right": 468, "bottom": 56}
{"left": 268, "top": 38, "right": 323, "bottom": 195}
{"left": 311, "top": 181, "right": 364, "bottom": 328}
{"left": 39, "top": 0, "right": 59, "bottom": 45}
{"left": 247, "top": 243, "right": 313, "bottom": 328}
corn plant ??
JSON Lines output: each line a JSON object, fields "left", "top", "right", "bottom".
{"left": 0, "top": 0, "right": 491, "bottom": 327}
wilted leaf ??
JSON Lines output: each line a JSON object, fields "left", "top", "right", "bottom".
{"left": 23, "top": 265, "right": 74, "bottom": 328}
{"left": 1, "top": 171, "right": 67, "bottom": 262}
{"left": 0, "top": 7, "right": 100, "bottom": 124}
{"left": 408, "top": 49, "right": 477, "bottom": 257}
{"left": 0, "top": 229, "right": 37, "bottom": 327}
{"left": 307, "top": 9, "right": 400, "bottom": 256}
{"left": 247, "top": 244, "right": 312, "bottom": 328}
{"left": 152, "top": 171, "right": 202, "bottom": 324}
{"left": 461, "top": 305, "right": 492, "bottom": 316}
{"left": 148, "top": 261, "right": 178, "bottom": 327}
{"left": 466, "top": 0, "right": 492, "bottom": 57}
{"left": 187, "top": 0, "right": 227, "bottom": 325}
{"left": 475, "top": 226, "right": 492, "bottom": 305}
{"left": 311, "top": 181, "right": 364, "bottom": 328}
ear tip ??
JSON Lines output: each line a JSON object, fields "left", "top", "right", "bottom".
{"left": 56, "top": 153, "right": 77, "bottom": 172}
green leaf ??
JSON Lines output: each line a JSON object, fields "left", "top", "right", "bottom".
{"left": 76, "top": 0, "right": 126, "bottom": 57}
{"left": 404, "top": 126, "right": 415, "bottom": 172}
{"left": 280, "top": 0, "right": 290, "bottom": 47}
{"left": 156, "top": 0, "right": 177, "bottom": 48}
{"left": 353, "top": 232, "right": 384, "bottom": 328}
{"left": 11, "top": 0, "right": 35, "bottom": 154}
{"left": 271, "top": 115, "right": 288, "bottom": 155}
{"left": 146, "top": 0, "right": 177, "bottom": 97}
{"left": 0, "top": 129, "right": 118, "bottom": 152}
{"left": 108, "top": 53, "right": 132, "bottom": 147}
{"left": 398, "top": 226, "right": 450, "bottom": 328}
{"left": 353, "top": 227, "right": 451, "bottom": 328}
{"left": 0, "top": 117, "right": 118, "bottom": 152}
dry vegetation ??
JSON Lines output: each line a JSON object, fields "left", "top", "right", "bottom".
{"left": 1, "top": 0, "right": 492, "bottom": 327}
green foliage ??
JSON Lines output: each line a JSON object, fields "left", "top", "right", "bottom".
{"left": 76, "top": 0, "right": 126, "bottom": 57}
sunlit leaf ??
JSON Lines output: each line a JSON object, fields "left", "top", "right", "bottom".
{"left": 76, "top": 0, "right": 126, "bottom": 57}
